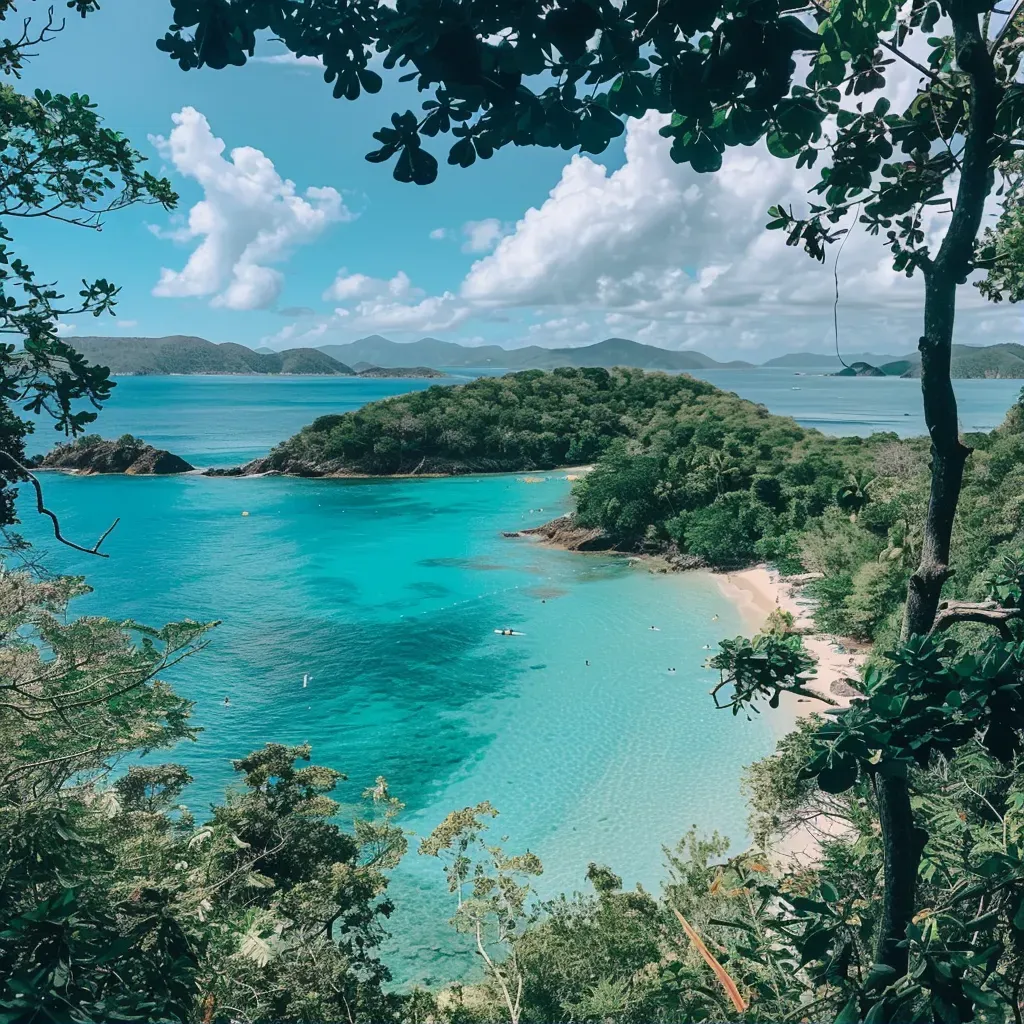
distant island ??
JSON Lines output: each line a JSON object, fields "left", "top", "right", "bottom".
{"left": 34, "top": 434, "right": 193, "bottom": 475}
{"left": 881, "top": 343, "right": 1024, "bottom": 379}
{"left": 316, "top": 335, "right": 758, "bottom": 371}
{"left": 63, "top": 336, "right": 446, "bottom": 379}
{"left": 834, "top": 361, "right": 886, "bottom": 377}
{"left": 62, "top": 334, "right": 1024, "bottom": 379}
{"left": 69, "top": 336, "right": 356, "bottom": 375}
{"left": 356, "top": 365, "right": 447, "bottom": 379}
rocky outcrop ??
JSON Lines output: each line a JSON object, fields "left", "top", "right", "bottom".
{"left": 516, "top": 514, "right": 615, "bottom": 552}
{"left": 37, "top": 435, "right": 193, "bottom": 475}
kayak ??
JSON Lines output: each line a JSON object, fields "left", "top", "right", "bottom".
{"left": 494, "top": 629, "right": 526, "bottom": 636}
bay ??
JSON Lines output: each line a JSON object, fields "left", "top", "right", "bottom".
{"left": 15, "top": 370, "right": 1022, "bottom": 985}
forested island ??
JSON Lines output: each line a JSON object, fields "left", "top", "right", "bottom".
{"left": 217, "top": 366, "right": 1023, "bottom": 647}
{"left": 12, "top": 0, "right": 1024, "bottom": 1019}
{"left": 67, "top": 336, "right": 444, "bottom": 379}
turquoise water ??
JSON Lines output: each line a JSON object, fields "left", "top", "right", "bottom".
{"left": 16, "top": 372, "right": 1022, "bottom": 985}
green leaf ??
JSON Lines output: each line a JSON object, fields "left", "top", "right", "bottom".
{"left": 835, "top": 996, "right": 860, "bottom": 1024}
{"left": 817, "top": 754, "right": 858, "bottom": 793}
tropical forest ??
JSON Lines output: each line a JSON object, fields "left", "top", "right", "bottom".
{"left": 7, "top": 0, "right": 1024, "bottom": 1022}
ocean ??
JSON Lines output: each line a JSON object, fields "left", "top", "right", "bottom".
{"left": 15, "top": 370, "right": 1022, "bottom": 984}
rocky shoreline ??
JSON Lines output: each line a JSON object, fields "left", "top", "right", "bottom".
{"left": 34, "top": 435, "right": 194, "bottom": 475}
{"left": 506, "top": 512, "right": 708, "bottom": 570}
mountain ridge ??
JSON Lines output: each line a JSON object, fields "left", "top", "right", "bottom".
{"left": 67, "top": 336, "right": 356, "bottom": 376}
{"left": 57, "top": 335, "right": 1024, "bottom": 378}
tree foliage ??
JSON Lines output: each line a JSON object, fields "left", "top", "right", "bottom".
{"left": 0, "top": 1, "right": 176, "bottom": 531}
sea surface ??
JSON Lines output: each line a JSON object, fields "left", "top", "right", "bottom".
{"left": 15, "top": 370, "right": 1023, "bottom": 985}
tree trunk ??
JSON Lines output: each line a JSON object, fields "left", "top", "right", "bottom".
{"left": 875, "top": 3, "right": 998, "bottom": 978}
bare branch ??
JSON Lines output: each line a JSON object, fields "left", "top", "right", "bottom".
{"left": 930, "top": 599, "right": 1024, "bottom": 638}
{"left": 0, "top": 449, "right": 118, "bottom": 556}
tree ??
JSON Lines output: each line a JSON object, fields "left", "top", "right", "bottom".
{"left": 0, "top": 566, "right": 412, "bottom": 1022}
{"left": 420, "top": 802, "right": 542, "bottom": 1024}
{"left": 157, "top": 0, "right": 1024, "bottom": 994}
{"left": 0, "top": 1, "right": 176, "bottom": 545}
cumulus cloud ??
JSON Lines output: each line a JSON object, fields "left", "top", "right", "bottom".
{"left": 323, "top": 269, "right": 416, "bottom": 303}
{"left": 457, "top": 109, "right": 1018, "bottom": 354}
{"left": 462, "top": 218, "right": 508, "bottom": 253}
{"left": 429, "top": 227, "right": 448, "bottom": 240}
{"left": 151, "top": 107, "right": 350, "bottom": 311}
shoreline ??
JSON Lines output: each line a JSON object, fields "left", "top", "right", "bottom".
{"left": 712, "top": 565, "right": 866, "bottom": 737}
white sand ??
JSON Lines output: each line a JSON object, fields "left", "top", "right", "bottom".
{"left": 714, "top": 565, "right": 866, "bottom": 732}
{"left": 711, "top": 565, "right": 868, "bottom": 866}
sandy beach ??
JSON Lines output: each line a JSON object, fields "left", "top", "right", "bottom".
{"left": 712, "top": 565, "right": 868, "bottom": 863}
{"left": 714, "top": 565, "right": 867, "bottom": 728}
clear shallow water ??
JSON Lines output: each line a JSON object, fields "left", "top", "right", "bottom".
{"left": 15, "top": 371, "right": 1022, "bottom": 985}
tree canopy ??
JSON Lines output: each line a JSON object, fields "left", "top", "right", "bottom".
{"left": 0, "top": 1, "right": 176, "bottom": 541}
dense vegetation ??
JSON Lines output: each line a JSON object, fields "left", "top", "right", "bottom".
{"left": 4, "top": 0, "right": 1024, "bottom": 1017}
{"left": 234, "top": 367, "right": 831, "bottom": 476}
{"left": 882, "top": 343, "right": 1024, "bottom": 379}
{"left": 69, "top": 336, "right": 354, "bottom": 375}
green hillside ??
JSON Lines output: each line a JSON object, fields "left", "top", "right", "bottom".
{"left": 317, "top": 335, "right": 753, "bottom": 370}
{"left": 892, "top": 343, "right": 1024, "bottom": 378}
{"left": 68, "top": 336, "right": 354, "bottom": 375}
{"left": 224, "top": 366, "right": 880, "bottom": 484}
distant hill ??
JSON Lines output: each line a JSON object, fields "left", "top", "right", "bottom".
{"left": 317, "top": 336, "right": 754, "bottom": 371}
{"left": 64, "top": 334, "right": 1024, "bottom": 379}
{"left": 763, "top": 351, "right": 902, "bottom": 368}
{"left": 68, "top": 336, "right": 354, "bottom": 375}
{"left": 884, "top": 343, "right": 1024, "bottom": 379}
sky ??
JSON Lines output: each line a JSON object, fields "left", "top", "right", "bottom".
{"left": 15, "top": 0, "right": 1024, "bottom": 359}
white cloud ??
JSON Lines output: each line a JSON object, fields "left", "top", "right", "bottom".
{"left": 462, "top": 218, "right": 508, "bottom": 253}
{"left": 252, "top": 53, "right": 326, "bottom": 68}
{"left": 429, "top": 227, "right": 447, "bottom": 240}
{"left": 151, "top": 107, "right": 350, "bottom": 311}
{"left": 455, "top": 103, "right": 1020, "bottom": 355}
{"left": 323, "top": 269, "right": 416, "bottom": 302}
{"left": 54, "top": 322, "right": 77, "bottom": 336}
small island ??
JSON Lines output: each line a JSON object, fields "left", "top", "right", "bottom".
{"left": 833, "top": 361, "right": 886, "bottom": 377}
{"left": 355, "top": 365, "right": 447, "bottom": 378}
{"left": 35, "top": 434, "right": 194, "bottom": 475}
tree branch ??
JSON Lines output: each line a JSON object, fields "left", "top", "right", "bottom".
{"left": 990, "top": 0, "right": 1024, "bottom": 53}
{"left": 930, "top": 599, "right": 1024, "bottom": 638}
{"left": 0, "top": 449, "right": 118, "bottom": 556}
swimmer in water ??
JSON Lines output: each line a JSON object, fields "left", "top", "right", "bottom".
{"left": 585, "top": 659, "right": 590, "bottom": 666}
{"left": 223, "top": 696, "right": 230, "bottom": 706}
{"left": 712, "top": 614, "right": 719, "bottom": 622}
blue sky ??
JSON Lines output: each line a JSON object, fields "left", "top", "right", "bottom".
{"left": 16, "top": 0, "right": 1021, "bottom": 357}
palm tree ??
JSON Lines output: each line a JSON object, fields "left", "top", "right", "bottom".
{"left": 836, "top": 471, "right": 875, "bottom": 519}
{"left": 704, "top": 450, "right": 739, "bottom": 496}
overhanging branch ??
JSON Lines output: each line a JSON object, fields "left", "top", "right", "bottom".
{"left": 0, "top": 449, "right": 118, "bottom": 557}
{"left": 930, "top": 599, "right": 1024, "bottom": 638}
